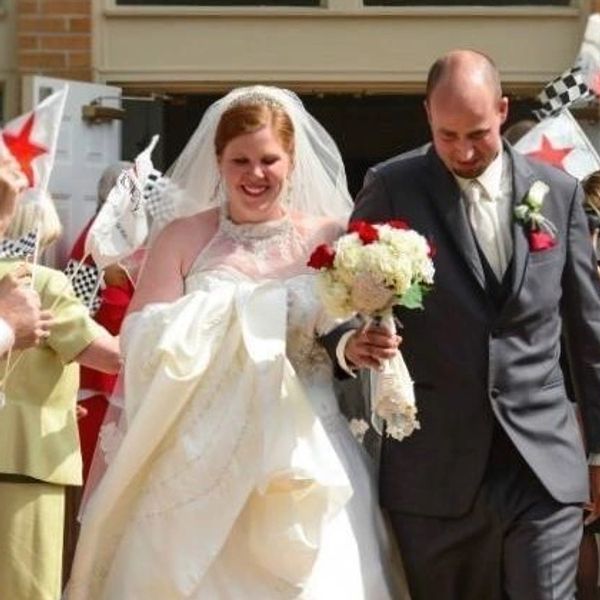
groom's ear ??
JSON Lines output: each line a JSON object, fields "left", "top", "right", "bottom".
{"left": 423, "top": 99, "right": 432, "bottom": 125}
{"left": 498, "top": 96, "right": 509, "bottom": 125}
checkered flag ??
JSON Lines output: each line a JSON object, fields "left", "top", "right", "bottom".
{"left": 64, "top": 259, "right": 102, "bottom": 315}
{"left": 143, "top": 172, "right": 177, "bottom": 226}
{"left": 0, "top": 230, "right": 37, "bottom": 259}
{"left": 534, "top": 66, "right": 591, "bottom": 120}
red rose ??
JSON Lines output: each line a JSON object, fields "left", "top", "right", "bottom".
{"left": 307, "top": 243, "right": 336, "bottom": 269}
{"left": 528, "top": 230, "right": 556, "bottom": 252}
{"left": 348, "top": 220, "right": 379, "bottom": 244}
{"left": 387, "top": 219, "right": 410, "bottom": 230}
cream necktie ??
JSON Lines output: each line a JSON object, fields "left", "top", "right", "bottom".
{"left": 464, "top": 179, "right": 503, "bottom": 280}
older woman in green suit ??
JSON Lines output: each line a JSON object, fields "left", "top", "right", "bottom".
{"left": 0, "top": 187, "right": 120, "bottom": 600}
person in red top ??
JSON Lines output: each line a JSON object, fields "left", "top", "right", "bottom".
{"left": 68, "top": 161, "right": 140, "bottom": 481}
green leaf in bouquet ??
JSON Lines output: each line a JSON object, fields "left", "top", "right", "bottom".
{"left": 398, "top": 283, "right": 425, "bottom": 310}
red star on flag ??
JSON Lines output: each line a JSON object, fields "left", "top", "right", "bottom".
{"left": 526, "top": 135, "right": 574, "bottom": 171}
{"left": 2, "top": 114, "right": 48, "bottom": 187}
{"left": 591, "top": 72, "right": 600, "bottom": 96}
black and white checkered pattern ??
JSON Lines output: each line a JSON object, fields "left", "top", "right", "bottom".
{"left": 64, "top": 259, "right": 102, "bottom": 315}
{"left": 143, "top": 172, "right": 177, "bottom": 224}
{"left": 534, "top": 66, "right": 591, "bottom": 120}
{"left": 0, "top": 231, "right": 37, "bottom": 259}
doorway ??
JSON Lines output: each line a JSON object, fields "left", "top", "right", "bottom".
{"left": 123, "top": 91, "right": 540, "bottom": 198}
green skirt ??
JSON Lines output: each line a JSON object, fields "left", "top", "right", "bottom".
{"left": 0, "top": 477, "right": 65, "bottom": 600}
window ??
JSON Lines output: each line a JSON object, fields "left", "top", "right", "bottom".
{"left": 116, "top": 0, "right": 320, "bottom": 6}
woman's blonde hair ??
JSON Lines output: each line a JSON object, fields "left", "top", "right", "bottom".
{"left": 4, "top": 192, "right": 62, "bottom": 250}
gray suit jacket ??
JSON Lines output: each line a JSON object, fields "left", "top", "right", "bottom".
{"left": 323, "top": 143, "right": 600, "bottom": 518}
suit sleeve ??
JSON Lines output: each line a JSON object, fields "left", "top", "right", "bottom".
{"left": 561, "top": 182, "right": 600, "bottom": 452}
{"left": 354, "top": 167, "right": 396, "bottom": 223}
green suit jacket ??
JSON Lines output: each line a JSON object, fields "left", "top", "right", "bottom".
{"left": 0, "top": 260, "right": 106, "bottom": 486}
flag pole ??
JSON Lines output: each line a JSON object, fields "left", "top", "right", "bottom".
{"left": 29, "top": 202, "right": 42, "bottom": 289}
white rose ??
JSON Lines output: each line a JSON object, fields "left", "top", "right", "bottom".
{"left": 526, "top": 180, "right": 549, "bottom": 211}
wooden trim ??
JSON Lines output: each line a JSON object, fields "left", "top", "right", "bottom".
{"left": 115, "top": 79, "right": 545, "bottom": 96}
{"left": 101, "top": 2, "right": 581, "bottom": 20}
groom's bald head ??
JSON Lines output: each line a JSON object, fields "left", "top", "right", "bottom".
{"left": 424, "top": 49, "right": 508, "bottom": 179}
{"left": 426, "top": 50, "right": 503, "bottom": 102}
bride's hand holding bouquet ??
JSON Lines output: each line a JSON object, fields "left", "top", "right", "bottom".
{"left": 308, "top": 219, "right": 435, "bottom": 441}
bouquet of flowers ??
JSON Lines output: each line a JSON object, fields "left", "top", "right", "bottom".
{"left": 308, "top": 219, "right": 435, "bottom": 441}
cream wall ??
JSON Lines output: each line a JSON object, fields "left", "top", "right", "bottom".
{"left": 95, "top": 0, "right": 591, "bottom": 95}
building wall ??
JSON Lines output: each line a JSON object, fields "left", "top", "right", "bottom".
{"left": 94, "top": 0, "right": 592, "bottom": 96}
{"left": 0, "top": 1, "right": 595, "bottom": 116}
{"left": 0, "top": 0, "right": 92, "bottom": 119}
{"left": 17, "top": 0, "right": 92, "bottom": 81}
{"left": 0, "top": 1, "right": 19, "bottom": 119}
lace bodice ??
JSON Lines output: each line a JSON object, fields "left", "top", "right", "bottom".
{"left": 184, "top": 210, "right": 341, "bottom": 385}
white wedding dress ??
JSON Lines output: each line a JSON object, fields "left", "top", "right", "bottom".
{"left": 68, "top": 212, "right": 408, "bottom": 600}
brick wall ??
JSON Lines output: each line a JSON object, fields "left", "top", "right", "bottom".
{"left": 17, "top": 0, "right": 92, "bottom": 81}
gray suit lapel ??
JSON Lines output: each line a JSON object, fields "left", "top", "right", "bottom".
{"left": 424, "top": 149, "right": 486, "bottom": 290}
{"left": 506, "top": 145, "right": 537, "bottom": 308}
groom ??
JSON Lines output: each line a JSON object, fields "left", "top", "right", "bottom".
{"left": 323, "top": 49, "right": 600, "bottom": 599}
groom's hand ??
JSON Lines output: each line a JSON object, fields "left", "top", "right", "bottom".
{"left": 344, "top": 324, "right": 401, "bottom": 370}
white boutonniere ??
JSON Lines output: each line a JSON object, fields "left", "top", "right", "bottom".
{"left": 514, "top": 180, "right": 557, "bottom": 252}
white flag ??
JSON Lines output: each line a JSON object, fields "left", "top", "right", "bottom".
{"left": 84, "top": 136, "right": 160, "bottom": 270}
{"left": 577, "top": 13, "right": 600, "bottom": 96}
{"left": 514, "top": 110, "right": 600, "bottom": 181}
{"left": 0, "top": 87, "right": 68, "bottom": 204}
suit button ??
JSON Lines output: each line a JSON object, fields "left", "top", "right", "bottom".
{"left": 491, "top": 328, "right": 500, "bottom": 338}
{"left": 490, "top": 388, "right": 500, "bottom": 400}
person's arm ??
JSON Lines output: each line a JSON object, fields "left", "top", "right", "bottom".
{"left": 127, "top": 220, "right": 189, "bottom": 315}
{"left": 128, "top": 212, "right": 219, "bottom": 315}
{"left": 40, "top": 268, "right": 120, "bottom": 374}
{"left": 75, "top": 334, "right": 121, "bottom": 373}
{"left": 0, "top": 264, "right": 53, "bottom": 350}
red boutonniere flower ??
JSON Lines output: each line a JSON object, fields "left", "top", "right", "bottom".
{"left": 348, "top": 220, "right": 379, "bottom": 244}
{"left": 307, "top": 243, "right": 336, "bottom": 269}
{"left": 528, "top": 230, "right": 557, "bottom": 252}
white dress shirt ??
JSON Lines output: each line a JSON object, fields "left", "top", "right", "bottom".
{"left": 455, "top": 151, "right": 514, "bottom": 279}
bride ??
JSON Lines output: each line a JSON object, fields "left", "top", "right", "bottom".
{"left": 68, "top": 86, "right": 408, "bottom": 599}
